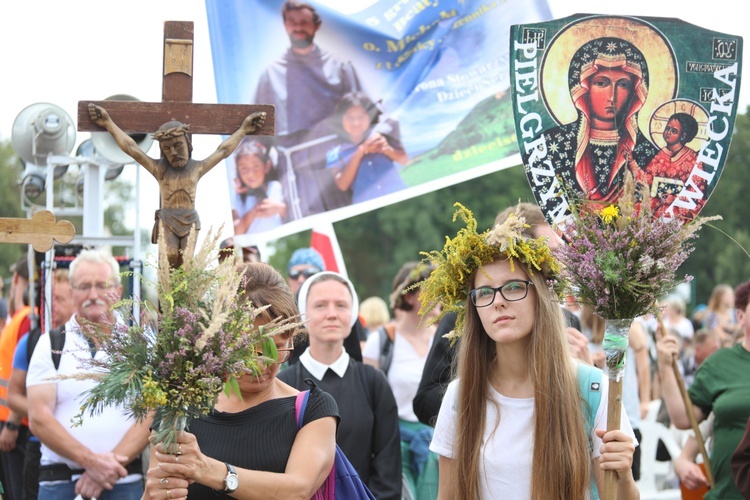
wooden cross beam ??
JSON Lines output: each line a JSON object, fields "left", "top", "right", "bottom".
{"left": 0, "top": 211, "right": 75, "bottom": 252}
{"left": 77, "top": 21, "right": 274, "bottom": 136}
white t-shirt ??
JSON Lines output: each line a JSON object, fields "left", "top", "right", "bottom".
{"left": 430, "top": 375, "right": 637, "bottom": 499}
{"left": 27, "top": 316, "right": 140, "bottom": 482}
{"left": 664, "top": 316, "right": 694, "bottom": 339}
{"left": 362, "top": 330, "right": 433, "bottom": 422}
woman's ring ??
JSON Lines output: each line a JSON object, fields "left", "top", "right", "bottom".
{"left": 174, "top": 454, "right": 179, "bottom": 463}
{"left": 160, "top": 477, "right": 169, "bottom": 485}
{"left": 166, "top": 489, "right": 172, "bottom": 500}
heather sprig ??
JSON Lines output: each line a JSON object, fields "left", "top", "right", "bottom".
{"left": 71, "top": 227, "right": 298, "bottom": 449}
{"left": 555, "top": 173, "right": 721, "bottom": 320}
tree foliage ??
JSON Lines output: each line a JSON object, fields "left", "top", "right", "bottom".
{"left": 0, "top": 140, "right": 27, "bottom": 288}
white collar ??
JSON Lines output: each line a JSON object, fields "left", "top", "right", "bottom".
{"left": 299, "top": 347, "right": 350, "bottom": 380}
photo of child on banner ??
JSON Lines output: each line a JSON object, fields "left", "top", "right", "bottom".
{"left": 509, "top": 13, "right": 742, "bottom": 500}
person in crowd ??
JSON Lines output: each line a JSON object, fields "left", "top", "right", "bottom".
{"left": 286, "top": 247, "right": 325, "bottom": 296}
{"left": 423, "top": 206, "right": 638, "bottom": 499}
{"left": 27, "top": 249, "right": 150, "bottom": 499}
{"left": 662, "top": 295, "right": 695, "bottom": 340}
{"left": 658, "top": 279, "right": 750, "bottom": 499}
{"left": 731, "top": 415, "right": 750, "bottom": 498}
{"left": 0, "top": 298, "right": 7, "bottom": 332}
{"left": 285, "top": 247, "right": 364, "bottom": 364}
{"left": 728, "top": 326, "right": 746, "bottom": 347}
{"left": 580, "top": 303, "right": 606, "bottom": 347}
{"left": 703, "top": 283, "right": 738, "bottom": 343}
{"left": 412, "top": 202, "right": 589, "bottom": 427}
{"left": 327, "top": 92, "right": 408, "bottom": 204}
{"left": 681, "top": 329, "right": 721, "bottom": 388}
{"left": 144, "top": 262, "right": 338, "bottom": 499}
{"left": 0, "top": 286, "right": 6, "bottom": 495}
{"left": 8, "top": 268, "right": 75, "bottom": 500}
{"left": 674, "top": 415, "right": 714, "bottom": 494}
{"left": 672, "top": 327, "right": 738, "bottom": 493}
{"left": 690, "top": 304, "right": 709, "bottom": 333}
{"left": 231, "top": 140, "right": 287, "bottom": 234}
{"left": 278, "top": 271, "right": 401, "bottom": 499}
{"left": 359, "top": 296, "right": 390, "bottom": 334}
{"left": 359, "top": 295, "right": 390, "bottom": 352}
{"left": 254, "top": 0, "right": 365, "bottom": 217}
{"left": 0, "top": 256, "right": 33, "bottom": 500}
{"left": 363, "top": 262, "right": 440, "bottom": 499}
{"left": 218, "top": 237, "right": 262, "bottom": 265}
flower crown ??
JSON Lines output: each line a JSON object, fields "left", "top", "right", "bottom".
{"left": 416, "top": 203, "right": 565, "bottom": 341}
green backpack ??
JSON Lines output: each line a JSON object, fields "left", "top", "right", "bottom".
{"left": 576, "top": 362, "right": 603, "bottom": 500}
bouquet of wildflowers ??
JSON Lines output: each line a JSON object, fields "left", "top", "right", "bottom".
{"left": 554, "top": 172, "right": 720, "bottom": 500}
{"left": 72, "top": 227, "right": 298, "bottom": 449}
{"left": 554, "top": 173, "right": 720, "bottom": 320}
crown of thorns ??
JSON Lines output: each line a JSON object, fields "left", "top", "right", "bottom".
{"left": 153, "top": 123, "right": 190, "bottom": 141}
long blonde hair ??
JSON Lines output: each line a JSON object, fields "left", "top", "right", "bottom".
{"left": 452, "top": 261, "right": 591, "bottom": 500}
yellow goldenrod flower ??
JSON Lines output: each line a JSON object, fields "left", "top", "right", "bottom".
{"left": 600, "top": 205, "right": 620, "bottom": 224}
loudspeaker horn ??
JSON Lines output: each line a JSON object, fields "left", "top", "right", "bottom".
{"left": 90, "top": 94, "right": 154, "bottom": 165}
{"left": 12, "top": 103, "right": 76, "bottom": 166}
{"left": 20, "top": 163, "right": 47, "bottom": 200}
{"left": 76, "top": 139, "right": 124, "bottom": 181}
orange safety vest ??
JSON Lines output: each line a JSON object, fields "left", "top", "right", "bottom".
{"left": 0, "top": 305, "right": 31, "bottom": 425}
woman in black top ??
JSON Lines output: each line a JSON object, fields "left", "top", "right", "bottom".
{"left": 144, "top": 263, "right": 339, "bottom": 499}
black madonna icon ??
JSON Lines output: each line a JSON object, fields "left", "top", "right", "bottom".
{"left": 510, "top": 14, "right": 742, "bottom": 229}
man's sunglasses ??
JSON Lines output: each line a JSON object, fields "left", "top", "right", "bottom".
{"left": 289, "top": 268, "right": 320, "bottom": 280}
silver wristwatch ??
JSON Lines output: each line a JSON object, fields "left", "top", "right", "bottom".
{"left": 224, "top": 462, "right": 239, "bottom": 493}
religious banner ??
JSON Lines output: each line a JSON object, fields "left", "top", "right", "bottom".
{"left": 509, "top": 14, "right": 742, "bottom": 229}
{"left": 510, "top": 15, "right": 742, "bottom": 499}
{"left": 205, "top": 0, "right": 553, "bottom": 242}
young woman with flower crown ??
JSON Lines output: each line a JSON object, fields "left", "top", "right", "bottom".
{"left": 421, "top": 204, "right": 639, "bottom": 500}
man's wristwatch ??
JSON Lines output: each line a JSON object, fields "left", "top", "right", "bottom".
{"left": 223, "top": 462, "right": 239, "bottom": 493}
{"left": 4, "top": 422, "right": 20, "bottom": 431}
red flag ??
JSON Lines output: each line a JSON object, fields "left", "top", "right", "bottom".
{"left": 311, "top": 223, "right": 348, "bottom": 278}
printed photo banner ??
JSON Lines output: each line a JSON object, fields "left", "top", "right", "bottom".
{"left": 509, "top": 14, "right": 742, "bottom": 228}
{"left": 205, "top": 0, "right": 553, "bottom": 243}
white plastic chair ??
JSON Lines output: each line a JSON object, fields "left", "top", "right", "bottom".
{"left": 637, "top": 400, "right": 683, "bottom": 500}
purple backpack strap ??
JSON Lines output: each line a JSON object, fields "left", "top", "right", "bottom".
{"left": 294, "top": 390, "right": 310, "bottom": 429}
{"left": 295, "top": 390, "right": 336, "bottom": 500}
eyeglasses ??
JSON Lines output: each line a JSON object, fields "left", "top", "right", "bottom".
{"left": 71, "top": 283, "right": 115, "bottom": 293}
{"left": 469, "top": 280, "right": 534, "bottom": 308}
{"left": 256, "top": 345, "right": 295, "bottom": 365}
{"left": 288, "top": 268, "right": 320, "bottom": 281}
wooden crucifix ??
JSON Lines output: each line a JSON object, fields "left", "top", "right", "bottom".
{"left": 77, "top": 21, "right": 274, "bottom": 269}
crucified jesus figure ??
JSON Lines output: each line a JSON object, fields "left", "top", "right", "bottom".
{"left": 88, "top": 103, "right": 266, "bottom": 268}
